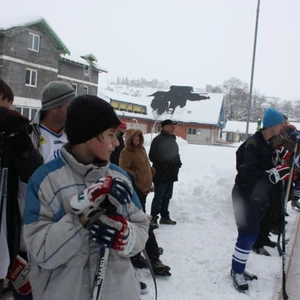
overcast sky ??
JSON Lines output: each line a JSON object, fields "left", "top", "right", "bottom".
{"left": 2, "top": 0, "right": 300, "bottom": 100}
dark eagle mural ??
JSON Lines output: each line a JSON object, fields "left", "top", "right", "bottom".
{"left": 149, "top": 85, "right": 210, "bottom": 115}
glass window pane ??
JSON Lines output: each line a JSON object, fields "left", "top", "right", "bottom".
{"left": 15, "top": 106, "right": 22, "bottom": 113}
{"left": 31, "top": 108, "right": 38, "bottom": 119}
{"left": 23, "top": 108, "right": 29, "bottom": 119}
{"left": 34, "top": 36, "right": 39, "bottom": 51}
{"left": 25, "top": 70, "right": 30, "bottom": 84}
{"left": 31, "top": 71, "right": 36, "bottom": 85}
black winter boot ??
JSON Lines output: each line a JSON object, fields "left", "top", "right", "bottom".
{"left": 151, "top": 257, "right": 171, "bottom": 276}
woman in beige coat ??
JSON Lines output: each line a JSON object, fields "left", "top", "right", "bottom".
{"left": 119, "top": 129, "right": 155, "bottom": 209}
{"left": 119, "top": 129, "right": 171, "bottom": 276}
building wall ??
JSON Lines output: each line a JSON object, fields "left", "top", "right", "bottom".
{"left": 3, "top": 25, "right": 60, "bottom": 69}
{"left": 1, "top": 23, "right": 99, "bottom": 102}
{"left": 117, "top": 116, "right": 221, "bottom": 144}
{"left": 0, "top": 36, "right": 4, "bottom": 55}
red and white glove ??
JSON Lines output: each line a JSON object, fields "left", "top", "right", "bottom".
{"left": 89, "top": 214, "right": 135, "bottom": 254}
{"left": 276, "top": 146, "right": 291, "bottom": 161}
{"left": 70, "top": 177, "right": 113, "bottom": 219}
{"left": 6, "top": 255, "right": 31, "bottom": 296}
{"left": 266, "top": 164, "right": 290, "bottom": 184}
{"left": 70, "top": 176, "right": 133, "bottom": 219}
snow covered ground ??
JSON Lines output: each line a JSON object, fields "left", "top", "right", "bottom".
{"left": 140, "top": 136, "right": 299, "bottom": 300}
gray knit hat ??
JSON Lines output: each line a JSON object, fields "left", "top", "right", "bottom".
{"left": 41, "top": 81, "right": 76, "bottom": 111}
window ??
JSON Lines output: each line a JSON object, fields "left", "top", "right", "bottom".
{"left": 14, "top": 107, "right": 22, "bottom": 114}
{"left": 83, "top": 86, "right": 88, "bottom": 95}
{"left": 14, "top": 106, "right": 39, "bottom": 120}
{"left": 28, "top": 32, "right": 40, "bottom": 52}
{"left": 25, "top": 69, "right": 37, "bottom": 87}
{"left": 23, "top": 108, "right": 30, "bottom": 119}
{"left": 188, "top": 128, "right": 201, "bottom": 135}
{"left": 72, "top": 83, "right": 77, "bottom": 94}
{"left": 84, "top": 65, "right": 89, "bottom": 76}
{"left": 31, "top": 108, "right": 38, "bottom": 119}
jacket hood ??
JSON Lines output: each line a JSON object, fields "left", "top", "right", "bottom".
{"left": 125, "top": 129, "right": 144, "bottom": 150}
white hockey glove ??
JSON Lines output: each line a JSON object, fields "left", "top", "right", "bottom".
{"left": 266, "top": 164, "right": 290, "bottom": 184}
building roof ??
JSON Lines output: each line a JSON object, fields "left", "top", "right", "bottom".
{"left": 61, "top": 53, "right": 107, "bottom": 73}
{"left": 0, "top": 17, "right": 70, "bottom": 55}
{"left": 99, "top": 89, "right": 224, "bottom": 125}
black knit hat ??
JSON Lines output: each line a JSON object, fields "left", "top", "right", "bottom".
{"left": 65, "top": 95, "right": 121, "bottom": 145}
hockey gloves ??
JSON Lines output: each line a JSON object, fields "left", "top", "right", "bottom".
{"left": 70, "top": 176, "right": 133, "bottom": 219}
{"left": 289, "top": 130, "right": 300, "bottom": 142}
{"left": 276, "top": 146, "right": 291, "bottom": 161}
{"left": 6, "top": 255, "right": 31, "bottom": 296}
{"left": 266, "top": 164, "right": 290, "bottom": 184}
{"left": 89, "top": 214, "right": 134, "bottom": 254}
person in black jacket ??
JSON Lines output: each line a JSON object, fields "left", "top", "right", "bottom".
{"left": 149, "top": 119, "right": 182, "bottom": 227}
{"left": 230, "top": 108, "right": 290, "bottom": 292}
{"left": 0, "top": 79, "right": 42, "bottom": 298}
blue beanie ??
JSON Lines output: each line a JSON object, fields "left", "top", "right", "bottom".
{"left": 262, "top": 107, "right": 283, "bottom": 128}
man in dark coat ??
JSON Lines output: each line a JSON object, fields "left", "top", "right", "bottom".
{"left": 149, "top": 119, "right": 182, "bottom": 226}
{"left": 231, "top": 107, "right": 290, "bottom": 292}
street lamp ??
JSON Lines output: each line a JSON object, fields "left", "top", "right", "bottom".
{"left": 246, "top": 0, "right": 261, "bottom": 139}
{"left": 151, "top": 120, "right": 158, "bottom": 142}
{"left": 132, "top": 118, "right": 139, "bottom": 128}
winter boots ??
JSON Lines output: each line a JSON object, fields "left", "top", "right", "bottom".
{"left": 131, "top": 253, "right": 147, "bottom": 269}
{"left": 160, "top": 218, "right": 177, "bottom": 225}
{"left": 140, "top": 282, "right": 147, "bottom": 295}
{"left": 252, "top": 246, "right": 270, "bottom": 256}
{"left": 263, "top": 238, "right": 277, "bottom": 248}
{"left": 150, "top": 257, "right": 171, "bottom": 276}
{"left": 150, "top": 216, "right": 159, "bottom": 229}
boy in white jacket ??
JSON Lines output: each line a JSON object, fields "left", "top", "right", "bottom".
{"left": 24, "top": 95, "right": 149, "bottom": 300}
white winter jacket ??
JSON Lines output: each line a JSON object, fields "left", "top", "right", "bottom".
{"left": 24, "top": 144, "right": 149, "bottom": 300}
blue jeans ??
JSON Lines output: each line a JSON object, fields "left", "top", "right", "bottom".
{"left": 151, "top": 181, "right": 174, "bottom": 219}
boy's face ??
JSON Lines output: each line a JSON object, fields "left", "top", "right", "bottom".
{"left": 89, "top": 127, "right": 120, "bottom": 161}
{"left": 0, "top": 93, "right": 12, "bottom": 109}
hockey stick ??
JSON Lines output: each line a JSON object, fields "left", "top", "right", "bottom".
{"left": 280, "top": 141, "right": 298, "bottom": 300}
{"left": 142, "top": 249, "right": 158, "bottom": 300}
{"left": 92, "top": 247, "right": 109, "bottom": 300}
{"left": 0, "top": 167, "right": 8, "bottom": 233}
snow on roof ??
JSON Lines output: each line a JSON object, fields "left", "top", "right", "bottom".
{"left": 170, "top": 93, "right": 223, "bottom": 125}
{"left": 60, "top": 53, "right": 107, "bottom": 73}
{"left": 99, "top": 89, "right": 224, "bottom": 125}
{"left": 0, "top": 16, "right": 44, "bottom": 30}
{"left": 223, "top": 120, "right": 258, "bottom": 134}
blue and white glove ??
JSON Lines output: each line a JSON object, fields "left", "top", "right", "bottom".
{"left": 289, "top": 130, "right": 300, "bottom": 142}
{"left": 89, "top": 214, "right": 135, "bottom": 254}
{"left": 107, "top": 177, "right": 133, "bottom": 212}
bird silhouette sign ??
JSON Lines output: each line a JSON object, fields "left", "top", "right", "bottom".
{"left": 149, "top": 85, "right": 210, "bottom": 115}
